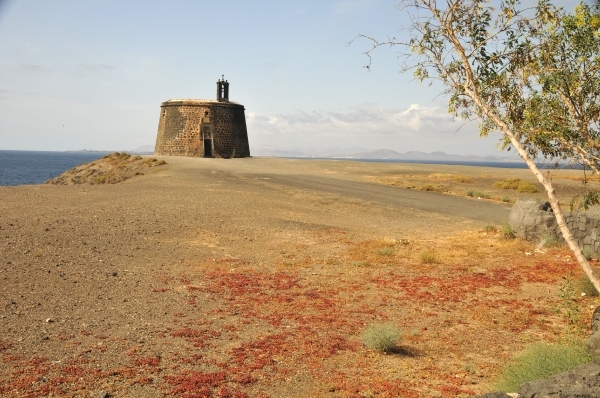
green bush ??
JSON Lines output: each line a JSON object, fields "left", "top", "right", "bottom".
{"left": 494, "top": 341, "right": 591, "bottom": 392}
{"left": 542, "top": 236, "right": 558, "bottom": 248}
{"left": 502, "top": 222, "right": 515, "bottom": 239}
{"left": 361, "top": 322, "right": 401, "bottom": 353}
{"left": 579, "top": 273, "right": 600, "bottom": 297}
{"left": 501, "top": 196, "right": 511, "bottom": 203}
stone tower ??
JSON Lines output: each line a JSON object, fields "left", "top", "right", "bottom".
{"left": 154, "top": 77, "right": 250, "bottom": 158}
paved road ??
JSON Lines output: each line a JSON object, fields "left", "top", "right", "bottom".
{"left": 244, "top": 172, "right": 512, "bottom": 225}
{"left": 155, "top": 156, "right": 513, "bottom": 226}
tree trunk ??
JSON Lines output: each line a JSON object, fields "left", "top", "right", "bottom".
{"left": 504, "top": 131, "right": 600, "bottom": 293}
{"left": 466, "top": 90, "right": 600, "bottom": 293}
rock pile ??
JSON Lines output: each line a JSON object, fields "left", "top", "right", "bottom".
{"left": 508, "top": 198, "right": 600, "bottom": 258}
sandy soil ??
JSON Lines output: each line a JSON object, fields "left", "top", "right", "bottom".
{"left": 0, "top": 156, "right": 597, "bottom": 398}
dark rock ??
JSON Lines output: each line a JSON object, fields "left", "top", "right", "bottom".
{"left": 98, "top": 391, "right": 110, "bottom": 398}
{"left": 588, "top": 307, "right": 600, "bottom": 360}
{"left": 588, "top": 331, "right": 600, "bottom": 361}
{"left": 591, "top": 306, "right": 600, "bottom": 332}
{"left": 508, "top": 198, "right": 556, "bottom": 242}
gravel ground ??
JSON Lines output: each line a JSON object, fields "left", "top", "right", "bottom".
{"left": 0, "top": 156, "right": 588, "bottom": 397}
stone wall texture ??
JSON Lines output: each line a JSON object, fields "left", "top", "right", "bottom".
{"left": 154, "top": 99, "right": 250, "bottom": 158}
{"left": 509, "top": 198, "right": 600, "bottom": 256}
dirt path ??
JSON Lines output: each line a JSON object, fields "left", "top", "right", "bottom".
{"left": 0, "top": 157, "right": 594, "bottom": 398}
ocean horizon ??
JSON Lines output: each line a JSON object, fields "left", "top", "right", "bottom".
{"left": 0, "top": 150, "right": 109, "bottom": 186}
{"left": 0, "top": 150, "right": 578, "bottom": 187}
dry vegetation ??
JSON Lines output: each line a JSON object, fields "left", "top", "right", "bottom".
{"left": 46, "top": 152, "right": 167, "bottom": 185}
{"left": 364, "top": 166, "right": 597, "bottom": 205}
{"left": 1, "top": 228, "right": 597, "bottom": 397}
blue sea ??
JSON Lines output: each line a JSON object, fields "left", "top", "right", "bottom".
{"left": 0, "top": 150, "right": 109, "bottom": 186}
{"left": 0, "top": 150, "right": 576, "bottom": 187}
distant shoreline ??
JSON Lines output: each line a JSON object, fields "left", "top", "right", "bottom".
{"left": 0, "top": 149, "right": 579, "bottom": 176}
{"left": 262, "top": 156, "right": 579, "bottom": 170}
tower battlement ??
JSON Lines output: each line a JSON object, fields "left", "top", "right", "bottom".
{"left": 154, "top": 77, "right": 250, "bottom": 158}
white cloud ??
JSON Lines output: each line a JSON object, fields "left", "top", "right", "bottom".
{"left": 247, "top": 104, "right": 502, "bottom": 156}
{"left": 78, "top": 63, "right": 116, "bottom": 71}
{"left": 19, "top": 63, "right": 50, "bottom": 72}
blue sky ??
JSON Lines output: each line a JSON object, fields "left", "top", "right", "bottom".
{"left": 0, "top": 0, "right": 582, "bottom": 156}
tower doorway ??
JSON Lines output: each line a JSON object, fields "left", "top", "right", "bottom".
{"left": 203, "top": 127, "right": 213, "bottom": 157}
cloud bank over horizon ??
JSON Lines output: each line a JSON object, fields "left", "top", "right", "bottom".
{"left": 0, "top": 1, "right": 555, "bottom": 156}
{"left": 247, "top": 103, "right": 507, "bottom": 157}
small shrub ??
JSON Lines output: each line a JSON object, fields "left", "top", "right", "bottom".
{"left": 541, "top": 236, "right": 558, "bottom": 248}
{"left": 517, "top": 182, "right": 540, "bottom": 193}
{"left": 556, "top": 273, "right": 582, "bottom": 328}
{"left": 583, "top": 248, "right": 594, "bottom": 261}
{"left": 467, "top": 190, "right": 490, "bottom": 199}
{"left": 501, "top": 196, "right": 511, "bottom": 203}
{"left": 420, "top": 251, "right": 439, "bottom": 264}
{"left": 454, "top": 176, "right": 474, "bottom": 183}
{"left": 462, "top": 363, "right": 477, "bottom": 373}
{"left": 502, "top": 222, "right": 515, "bottom": 239}
{"left": 579, "top": 273, "right": 600, "bottom": 297}
{"left": 375, "top": 247, "right": 394, "bottom": 256}
{"left": 493, "top": 341, "right": 591, "bottom": 392}
{"left": 421, "top": 184, "right": 437, "bottom": 192}
{"left": 485, "top": 224, "right": 497, "bottom": 232}
{"left": 494, "top": 178, "right": 521, "bottom": 190}
{"left": 361, "top": 322, "right": 401, "bottom": 353}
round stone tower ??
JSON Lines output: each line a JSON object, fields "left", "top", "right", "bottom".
{"left": 154, "top": 77, "right": 250, "bottom": 158}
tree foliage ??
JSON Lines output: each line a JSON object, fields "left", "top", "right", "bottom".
{"left": 356, "top": 0, "right": 600, "bottom": 291}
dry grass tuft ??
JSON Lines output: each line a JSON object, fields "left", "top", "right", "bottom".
{"left": 517, "top": 182, "right": 540, "bottom": 193}
{"left": 494, "top": 178, "right": 540, "bottom": 193}
{"left": 494, "top": 178, "right": 521, "bottom": 190}
{"left": 454, "top": 175, "right": 474, "bottom": 183}
{"left": 419, "top": 251, "right": 439, "bottom": 264}
{"left": 361, "top": 322, "right": 402, "bottom": 353}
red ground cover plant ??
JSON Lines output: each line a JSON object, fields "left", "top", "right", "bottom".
{"left": 1, "top": 230, "right": 596, "bottom": 397}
